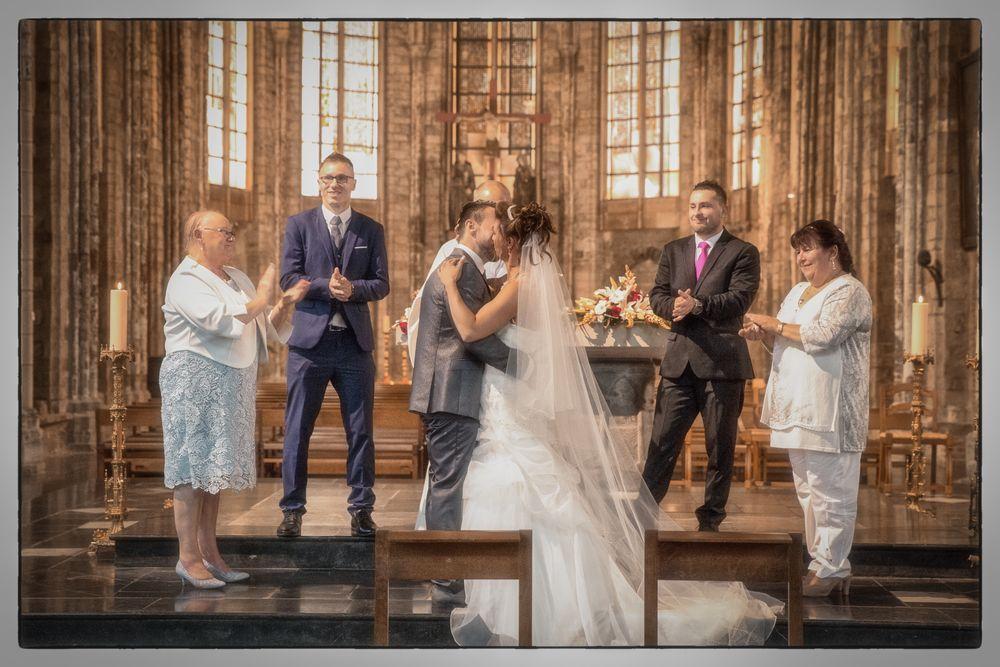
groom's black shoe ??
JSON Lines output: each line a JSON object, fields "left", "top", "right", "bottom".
{"left": 351, "top": 510, "right": 377, "bottom": 538}
{"left": 276, "top": 510, "right": 303, "bottom": 538}
{"left": 430, "top": 580, "right": 466, "bottom": 606}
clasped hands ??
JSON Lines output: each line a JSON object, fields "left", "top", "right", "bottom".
{"left": 672, "top": 289, "right": 697, "bottom": 322}
{"left": 329, "top": 267, "right": 354, "bottom": 302}
{"left": 738, "top": 313, "right": 777, "bottom": 341}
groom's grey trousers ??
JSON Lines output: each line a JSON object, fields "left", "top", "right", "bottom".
{"left": 421, "top": 412, "right": 481, "bottom": 531}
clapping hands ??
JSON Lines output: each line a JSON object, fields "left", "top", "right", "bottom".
{"left": 329, "top": 267, "right": 354, "bottom": 302}
{"left": 738, "top": 315, "right": 766, "bottom": 341}
{"left": 672, "top": 288, "right": 696, "bottom": 322}
{"left": 281, "top": 279, "right": 310, "bottom": 306}
{"left": 256, "top": 263, "right": 277, "bottom": 303}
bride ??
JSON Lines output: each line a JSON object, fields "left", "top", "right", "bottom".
{"left": 417, "top": 202, "right": 778, "bottom": 646}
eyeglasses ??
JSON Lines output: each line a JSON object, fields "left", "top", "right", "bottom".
{"left": 202, "top": 226, "right": 237, "bottom": 241}
{"left": 319, "top": 174, "right": 355, "bottom": 186}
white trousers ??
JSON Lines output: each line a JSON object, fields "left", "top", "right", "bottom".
{"left": 787, "top": 449, "right": 862, "bottom": 579}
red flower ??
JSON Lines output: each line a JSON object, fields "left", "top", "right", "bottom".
{"left": 628, "top": 290, "right": 641, "bottom": 303}
{"left": 399, "top": 321, "right": 408, "bottom": 334}
{"left": 607, "top": 305, "right": 622, "bottom": 318}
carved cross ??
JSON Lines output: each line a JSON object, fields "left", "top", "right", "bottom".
{"left": 437, "top": 76, "right": 551, "bottom": 180}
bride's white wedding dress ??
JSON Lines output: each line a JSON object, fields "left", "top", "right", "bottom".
{"left": 416, "top": 237, "right": 779, "bottom": 647}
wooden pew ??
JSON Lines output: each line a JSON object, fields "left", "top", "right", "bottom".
{"left": 644, "top": 530, "right": 803, "bottom": 646}
{"left": 97, "top": 383, "right": 425, "bottom": 479}
{"left": 95, "top": 403, "right": 166, "bottom": 475}
{"left": 374, "top": 529, "right": 532, "bottom": 647}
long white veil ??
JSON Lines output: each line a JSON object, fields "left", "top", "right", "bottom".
{"left": 503, "top": 234, "right": 780, "bottom": 646}
{"left": 507, "top": 235, "right": 662, "bottom": 591}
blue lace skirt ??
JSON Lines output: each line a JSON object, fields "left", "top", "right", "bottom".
{"left": 159, "top": 351, "right": 258, "bottom": 493}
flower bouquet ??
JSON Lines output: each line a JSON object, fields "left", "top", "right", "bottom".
{"left": 573, "top": 266, "right": 670, "bottom": 329}
{"left": 391, "top": 306, "right": 411, "bottom": 345}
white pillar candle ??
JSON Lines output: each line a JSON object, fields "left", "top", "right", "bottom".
{"left": 910, "top": 295, "right": 929, "bottom": 356}
{"left": 110, "top": 282, "right": 128, "bottom": 351}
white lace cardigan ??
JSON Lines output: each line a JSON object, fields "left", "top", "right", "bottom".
{"left": 763, "top": 276, "right": 873, "bottom": 453}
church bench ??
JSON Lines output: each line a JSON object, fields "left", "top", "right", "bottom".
{"left": 374, "top": 529, "right": 532, "bottom": 647}
{"left": 257, "top": 406, "right": 425, "bottom": 479}
{"left": 95, "top": 404, "right": 166, "bottom": 475}
{"left": 643, "top": 530, "right": 803, "bottom": 646}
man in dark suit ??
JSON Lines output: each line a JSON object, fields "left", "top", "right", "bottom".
{"left": 642, "top": 180, "right": 760, "bottom": 531}
{"left": 277, "top": 153, "right": 390, "bottom": 538}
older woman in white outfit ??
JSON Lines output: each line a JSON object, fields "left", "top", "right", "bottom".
{"left": 740, "top": 219, "right": 872, "bottom": 598}
{"left": 161, "top": 210, "right": 309, "bottom": 588}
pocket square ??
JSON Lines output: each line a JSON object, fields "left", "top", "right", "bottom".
{"left": 355, "top": 245, "right": 368, "bottom": 249}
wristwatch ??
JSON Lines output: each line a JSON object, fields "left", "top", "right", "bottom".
{"left": 691, "top": 298, "right": 704, "bottom": 316}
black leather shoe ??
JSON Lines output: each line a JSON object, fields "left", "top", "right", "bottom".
{"left": 351, "top": 510, "right": 377, "bottom": 538}
{"left": 697, "top": 523, "right": 720, "bottom": 532}
{"left": 276, "top": 510, "right": 303, "bottom": 538}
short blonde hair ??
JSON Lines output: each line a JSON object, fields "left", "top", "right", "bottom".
{"left": 184, "top": 210, "right": 225, "bottom": 247}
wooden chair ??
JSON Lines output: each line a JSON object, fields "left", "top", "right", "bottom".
{"left": 877, "top": 383, "right": 955, "bottom": 495}
{"left": 374, "top": 529, "right": 532, "bottom": 647}
{"left": 643, "top": 530, "right": 803, "bottom": 646}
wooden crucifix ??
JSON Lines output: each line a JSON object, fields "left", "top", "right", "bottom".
{"left": 437, "top": 76, "right": 551, "bottom": 181}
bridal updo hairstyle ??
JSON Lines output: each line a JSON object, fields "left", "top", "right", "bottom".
{"left": 789, "top": 219, "right": 856, "bottom": 276}
{"left": 502, "top": 202, "right": 556, "bottom": 261}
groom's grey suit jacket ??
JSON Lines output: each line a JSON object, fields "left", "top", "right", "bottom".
{"left": 408, "top": 248, "right": 510, "bottom": 420}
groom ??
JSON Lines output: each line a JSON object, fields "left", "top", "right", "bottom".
{"left": 409, "top": 200, "right": 509, "bottom": 600}
{"left": 642, "top": 180, "right": 760, "bottom": 531}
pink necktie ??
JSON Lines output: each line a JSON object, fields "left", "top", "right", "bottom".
{"left": 695, "top": 241, "right": 710, "bottom": 280}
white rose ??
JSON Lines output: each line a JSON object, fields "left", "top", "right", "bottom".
{"left": 594, "top": 301, "right": 608, "bottom": 315}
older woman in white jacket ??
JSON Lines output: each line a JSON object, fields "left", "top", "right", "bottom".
{"left": 161, "top": 210, "right": 308, "bottom": 589}
{"left": 741, "top": 219, "right": 872, "bottom": 599}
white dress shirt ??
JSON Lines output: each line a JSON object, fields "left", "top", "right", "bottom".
{"left": 693, "top": 228, "right": 725, "bottom": 263}
{"left": 322, "top": 204, "right": 352, "bottom": 328}
{"left": 162, "top": 256, "right": 292, "bottom": 368}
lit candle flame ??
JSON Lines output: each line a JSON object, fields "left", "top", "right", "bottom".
{"left": 117, "top": 282, "right": 123, "bottom": 290}
{"left": 917, "top": 295, "right": 924, "bottom": 304}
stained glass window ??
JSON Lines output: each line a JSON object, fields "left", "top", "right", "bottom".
{"left": 301, "top": 21, "right": 379, "bottom": 199}
{"left": 605, "top": 21, "right": 681, "bottom": 200}
{"left": 449, "top": 21, "right": 538, "bottom": 194}
{"left": 207, "top": 20, "right": 250, "bottom": 189}
{"left": 731, "top": 20, "right": 764, "bottom": 190}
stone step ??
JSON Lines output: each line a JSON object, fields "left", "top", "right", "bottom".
{"left": 112, "top": 521, "right": 979, "bottom": 577}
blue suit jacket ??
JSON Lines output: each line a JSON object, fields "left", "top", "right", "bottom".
{"left": 280, "top": 207, "right": 390, "bottom": 351}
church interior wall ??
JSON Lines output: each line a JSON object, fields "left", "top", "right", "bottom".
{"left": 18, "top": 18, "right": 981, "bottom": 485}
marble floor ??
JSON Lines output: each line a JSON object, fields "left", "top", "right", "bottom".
{"left": 19, "top": 477, "right": 981, "bottom": 647}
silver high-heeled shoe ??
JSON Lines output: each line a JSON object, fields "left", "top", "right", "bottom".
{"left": 202, "top": 559, "right": 250, "bottom": 583}
{"left": 175, "top": 560, "right": 226, "bottom": 589}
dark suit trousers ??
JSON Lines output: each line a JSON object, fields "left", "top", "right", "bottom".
{"left": 421, "top": 412, "right": 480, "bottom": 531}
{"left": 280, "top": 326, "right": 376, "bottom": 514}
{"left": 642, "top": 365, "right": 745, "bottom": 527}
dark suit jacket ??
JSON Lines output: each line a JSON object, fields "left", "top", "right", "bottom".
{"left": 408, "top": 248, "right": 510, "bottom": 420}
{"left": 280, "top": 207, "right": 390, "bottom": 351}
{"left": 649, "top": 229, "right": 760, "bottom": 380}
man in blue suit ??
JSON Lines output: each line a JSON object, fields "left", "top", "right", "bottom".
{"left": 277, "top": 153, "right": 390, "bottom": 538}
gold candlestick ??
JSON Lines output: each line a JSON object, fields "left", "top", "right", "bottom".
{"left": 90, "top": 344, "right": 135, "bottom": 554}
{"left": 903, "top": 351, "right": 935, "bottom": 516}
{"left": 965, "top": 353, "right": 980, "bottom": 539}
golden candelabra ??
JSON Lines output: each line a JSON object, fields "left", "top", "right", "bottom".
{"left": 965, "top": 353, "right": 980, "bottom": 539}
{"left": 89, "top": 345, "right": 135, "bottom": 554}
{"left": 903, "top": 351, "right": 935, "bottom": 516}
